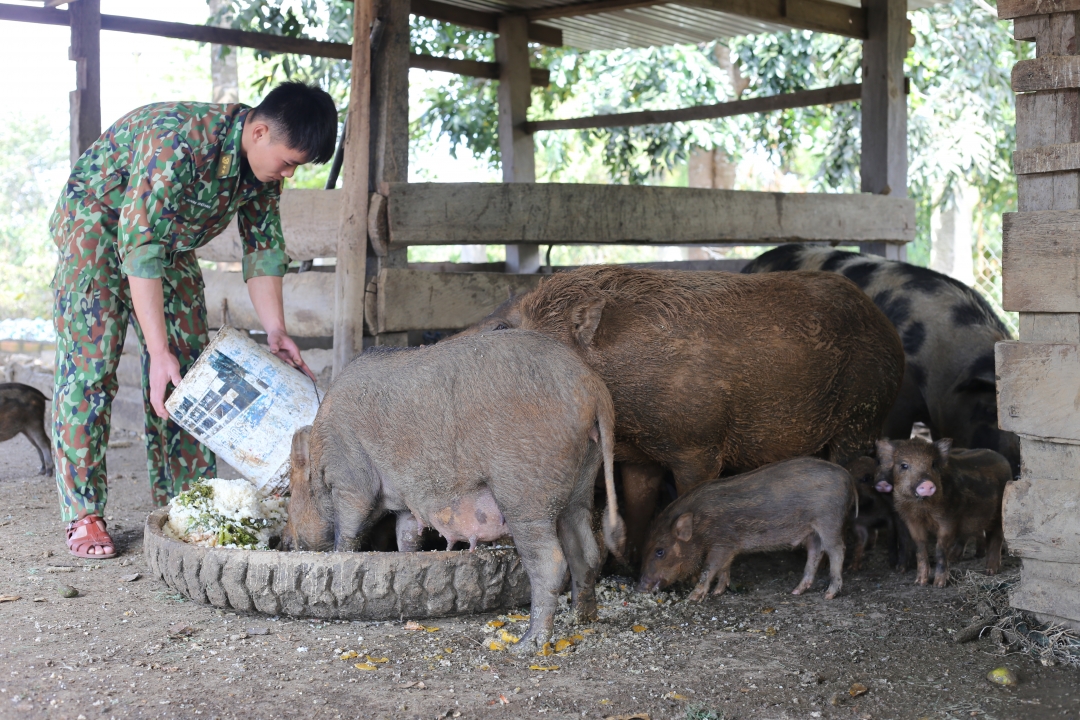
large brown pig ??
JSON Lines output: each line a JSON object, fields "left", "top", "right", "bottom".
{"left": 282, "top": 330, "right": 625, "bottom": 650}
{"left": 460, "top": 266, "right": 904, "bottom": 561}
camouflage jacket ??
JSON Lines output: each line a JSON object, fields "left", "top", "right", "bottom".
{"left": 50, "top": 101, "right": 290, "bottom": 283}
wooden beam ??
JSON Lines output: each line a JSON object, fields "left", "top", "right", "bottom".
{"left": 525, "top": 0, "right": 866, "bottom": 38}
{"left": 524, "top": 83, "right": 861, "bottom": 132}
{"left": 204, "top": 269, "right": 335, "bottom": 337}
{"left": 383, "top": 183, "right": 915, "bottom": 247}
{"left": 374, "top": 269, "right": 543, "bottom": 333}
{"left": 1013, "top": 55, "right": 1080, "bottom": 93}
{"left": 1014, "top": 141, "right": 1080, "bottom": 174}
{"left": 860, "top": 0, "right": 907, "bottom": 197}
{"left": 410, "top": 53, "right": 550, "bottom": 86}
{"left": 496, "top": 15, "right": 540, "bottom": 274}
{"left": 409, "top": 0, "right": 562, "bottom": 46}
{"left": 68, "top": 0, "right": 99, "bottom": 166}
{"left": 197, "top": 189, "right": 343, "bottom": 263}
{"left": 368, "top": 0, "right": 411, "bottom": 345}
{"left": 333, "top": 0, "right": 374, "bottom": 376}
{"left": 998, "top": 0, "right": 1080, "bottom": 20}
{"left": 1004, "top": 474, "right": 1080, "bottom": 564}
{"left": 1002, "top": 210, "right": 1080, "bottom": 312}
{"left": 996, "top": 341, "right": 1080, "bottom": 442}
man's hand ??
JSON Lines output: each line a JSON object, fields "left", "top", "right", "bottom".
{"left": 268, "top": 329, "right": 316, "bottom": 381}
{"left": 148, "top": 351, "right": 182, "bottom": 419}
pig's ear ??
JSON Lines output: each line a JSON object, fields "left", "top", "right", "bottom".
{"left": 934, "top": 438, "right": 953, "bottom": 464}
{"left": 674, "top": 512, "right": 694, "bottom": 542}
{"left": 291, "top": 426, "right": 312, "bottom": 473}
{"left": 571, "top": 297, "right": 605, "bottom": 348}
{"left": 875, "top": 439, "right": 895, "bottom": 468}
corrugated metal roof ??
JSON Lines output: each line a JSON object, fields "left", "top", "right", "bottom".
{"left": 436, "top": 0, "right": 948, "bottom": 51}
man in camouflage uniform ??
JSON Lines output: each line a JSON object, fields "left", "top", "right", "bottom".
{"left": 50, "top": 82, "right": 337, "bottom": 558}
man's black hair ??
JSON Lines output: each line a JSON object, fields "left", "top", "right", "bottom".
{"left": 251, "top": 81, "right": 338, "bottom": 164}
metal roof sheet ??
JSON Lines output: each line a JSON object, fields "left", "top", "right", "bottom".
{"left": 434, "top": 1, "right": 948, "bottom": 51}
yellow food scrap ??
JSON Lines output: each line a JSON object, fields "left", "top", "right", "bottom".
{"left": 444, "top": 648, "right": 454, "bottom": 654}
{"left": 849, "top": 682, "right": 869, "bottom": 698}
{"left": 506, "top": 613, "right": 529, "bottom": 621}
{"left": 366, "top": 655, "right": 389, "bottom": 664}
{"left": 487, "top": 620, "right": 505, "bottom": 628}
{"left": 529, "top": 665, "right": 559, "bottom": 671}
{"left": 631, "top": 624, "right": 647, "bottom": 633}
{"left": 554, "top": 638, "right": 573, "bottom": 653}
{"left": 761, "top": 607, "right": 775, "bottom": 614}
{"left": 765, "top": 627, "right": 778, "bottom": 637}
{"left": 425, "top": 626, "right": 440, "bottom": 633}
{"left": 536, "top": 642, "right": 553, "bottom": 657}
{"left": 500, "top": 630, "right": 520, "bottom": 644}
{"left": 353, "top": 662, "right": 378, "bottom": 671}
{"left": 570, "top": 634, "right": 584, "bottom": 644}
{"left": 664, "top": 691, "right": 688, "bottom": 700}
{"left": 987, "top": 667, "right": 1018, "bottom": 686}
{"left": 339, "top": 651, "right": 358, "bottom": 660}
{"left": 581, "top": 629, "right": 595, "bottom": 635}
{"left": 488, "top": 641, "right": 506, "bottom": 652}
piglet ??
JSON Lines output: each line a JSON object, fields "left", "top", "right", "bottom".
{"left": 846, "top": 456, "right": 897, "bottom": 572}
{"left": 637, "top": 457, "right": 854, "bottom": 601}
{"left": 876, "top": 438, "right": 1010, "bottom": 587}
{"left": 0, "top": 383, "right": 52, "bottom": 475}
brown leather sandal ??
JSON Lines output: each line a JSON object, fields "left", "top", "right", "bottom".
{"left": 66, "top": 515, "right": 117, "bottom": 559}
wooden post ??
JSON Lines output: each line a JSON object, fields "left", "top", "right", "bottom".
{"left": 332, "top": 0, "right": 374, "bottom": 376}
{"left": 997, "top": 3, "right": 1080, "bottom": 632}
{"left": 496, "top": 15, "right": 540, "bottom": 274}
{"left": 860, "top": 0, "right": 907, "bottom": 261}
{"left": 369, "top": 0, "right": 411, "bottom": 346}
{"left": 68, "top": 0, "right": 100, "bottom": 166}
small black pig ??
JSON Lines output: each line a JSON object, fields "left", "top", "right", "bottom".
{"left": 876, "top": 438, "right": 1010, "bottom": 587}
{"left": 637, "top": 458, "right": 854, "bottom": 600}
{"left": 282, "top": 330, "right": 625, "bottom": 651}
{"left": 846, "top": 456, "right": 897, "bottom": 572}
{"left": 0, "top": 383, "right": 52, "bottom": 475}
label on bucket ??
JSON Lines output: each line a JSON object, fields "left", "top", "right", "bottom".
{"left": 164, "top": 327, "right": 319, "bottom": 494}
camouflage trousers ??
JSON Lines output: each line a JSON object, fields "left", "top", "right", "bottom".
{"left": 52, "top": 198, "right": 216, "bottom": 523}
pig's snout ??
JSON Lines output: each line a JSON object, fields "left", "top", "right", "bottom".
{"left": 636, "top": 576, "right": 663, "bottom": 593}
{"left": 875, "top": 479, "right": 893, "bottom": 493}
{"left": 915, "top": 480, "right": 936, "bottom": 498}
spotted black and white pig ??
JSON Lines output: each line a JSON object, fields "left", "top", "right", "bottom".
{"left": 744, "top": 245, "right": 1019, "bottom": 476}
{"left": 281, "top": 330, "right": 625, "bottom": 650}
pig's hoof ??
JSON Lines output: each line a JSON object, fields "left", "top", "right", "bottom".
{"left": 933, "top": 576, "right": 948, "bottom": 588}
{"left": 824, "top": 587, "right": 840, "bottom": 600}
{"left": 570, "top": 606, "right": 598, "bottom": 625}
{"left": 510, "top": 634, "right": 548, "bottom": 655}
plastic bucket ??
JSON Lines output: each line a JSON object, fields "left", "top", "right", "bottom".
{"left": 164, "top": 326, "right": 319, "bottom": 494}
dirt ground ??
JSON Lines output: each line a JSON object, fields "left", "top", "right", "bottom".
{"left": 2, "top": 433, "right": 1079, "bottom": 720}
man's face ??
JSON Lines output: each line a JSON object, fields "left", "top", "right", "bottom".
{"left": 243, "top": 119, "right": 309, "bottom": 183}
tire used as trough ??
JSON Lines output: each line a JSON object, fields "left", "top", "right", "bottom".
{"left": 143, "top": 508, "right": 533, "bottom": 620}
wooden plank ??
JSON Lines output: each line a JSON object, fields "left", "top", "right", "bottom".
{"left": 384, "top": 183, "right": 915, "bottom": 247}
{"left": 409, "top": 0, "right": 563, "bottom": 46}
{"left": 524, "top": 84, "right": 861, "bottom": 133}
{"left": 204, "top": 269, "right": 336, "bottom": 337}
{"left": 1014, "top": 142, "right": 1080, "bottom": 174}
{"left": 1013, "top": 56, "right": 1080, "bottom": 93}
{"left": 860, "top": 0, "right": 907, "bottom": 197}
{"left": 68, "top": 0, "right": 99, "bottom": 166}
{"left": 410, "top": 53, "right": 550, "bottom": 86}
{"left": 1001, "top": 210, "right": 1080, "bottom": 312}
{"left": 1019, "top": 312, "right": 1080, "bottom": 343}
{"left": 375, "top": 269, "right": 543, "bottom": 333}
{"left": 1003, "top": 475, "right": 1080, "bottom": 564}
{"left": 996, "top": 341, "right": 1080, "bottom": 442}
{"left": 1009, "top": 558, "right": 1080, "bottom": 632}
{"left": 496, "top": 15, "right": 540, "bottom": 274}
{"left": 333, "top": 0, "right": 374, "bottom": 376}
{"left": 369, "top": 0, "right": 411, "bottom": 343}
{"left": 999, "top": 0, "right": 1080, "bottom": 20}
{"left": 197, "top": 189, "right": 343, "bottom": 262}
